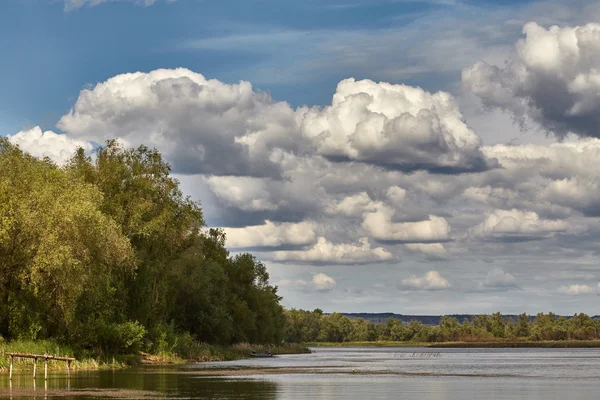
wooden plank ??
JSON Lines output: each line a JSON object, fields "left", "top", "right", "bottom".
{"left": 6, "top": 352, "right": 75, "bottom": 361}
{"left": 6, "top": 352, "right": 76, "bottom": 380}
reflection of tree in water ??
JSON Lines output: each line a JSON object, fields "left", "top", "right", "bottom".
{"left": 0, "top": 371, "right": 278, "bottom": 399}
{"left": 95, "top": 370, "right": 278, "bottom": 399}
{"left": 176, "top": 378, "right": 278, "bottom": 399}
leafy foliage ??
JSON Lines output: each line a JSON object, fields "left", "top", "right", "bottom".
{"left": 0, "top": 139, "right": 285, "bottom": 354}
{"left": 285, "top": 309, "right": 600, "bottom": 343}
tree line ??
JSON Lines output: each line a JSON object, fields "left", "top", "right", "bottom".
{"left": 284, "top": 309, "right": 600, "bottom": 342}
{"left": 0, "top": 139, "right": 285, "bottom": 355}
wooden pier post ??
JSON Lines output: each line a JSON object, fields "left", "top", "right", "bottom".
{"left": 44, "top": 356, "right": 48, "bottom": 381}
{"left": 67, "top": 360, "right": 71, "bottom": 378}
{"left": 33, "top": 357, "right": 37, "bottom": 379}
{"left": 9, "top": 354, "right": 13, "bottom": 380}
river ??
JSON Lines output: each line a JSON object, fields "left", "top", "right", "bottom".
{"left": 2, "top": 347, "right": 600, "bottom": 399}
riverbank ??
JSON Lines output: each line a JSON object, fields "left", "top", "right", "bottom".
{"left": 139, "top": 342, "right": 311, "bottom": 364}
{"left": 0, "top": 341, "right": 310, "bottom": 372}
{"left": 306, "top": 341, "right": 430, "bottom": 347}
{"left": 306, "top": 340, "right": 600, "bottom": 348}
{"left": 428, "top": 340, "right": 600, "bottom": 348}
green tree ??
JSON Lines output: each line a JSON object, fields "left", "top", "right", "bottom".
{"left": 0, "top": 139, "right": 135, "bottom": 342}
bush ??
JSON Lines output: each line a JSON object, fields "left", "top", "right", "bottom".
{"left": 72, "top": 319, "right": 146, "bottom": 355}
{"left": 113, "top": 321, "right": 146, "bottom": 353}
{"left": 146, "top": 322, "right": 197, "bottom": 357}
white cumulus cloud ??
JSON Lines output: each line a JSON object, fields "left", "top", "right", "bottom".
{"left": 7, "top": 126, "right": 93, "bottom": 165}
{"left": 558, "top": 284, "right": 598, "bottom": 295}
{"left": 362, "top": 207, "right": 451, "bottom": 243}
{"left": 300, "top": 78, "right": 491, "bottom": 173}
{"left": 57, "top": 68, "right": 300, "bottom": 177}
{"left": 398, "top": 271, "right": 451, "bottom": 291}
{"left": 386, "top": 186, "right": 407, "bottom": 204}
{"left": 271, "top": 237, "right": 393, "bottom": 264}
{"left": 277, "top": 272, "right": 337, "bottom": 293}
{"left": 482, "top": 268, "right": 518, "bottom": 288}
{"left": 470, "top": 209, "right": 569, "bottom": 241}
{"left": 464, "top": 22, "right": 600, "bottom": 139}
{"left": 324, "top": 192, "right": 382, "bottom": 217}
{"left": 404, "top": 243, "right": 448, "bottom": 260}
{"left": 312, "top": 272, "right": 337, "bottom": 292}
{"left": 223, "top": 221, "right": 316, "bottom": 249}
{"left": 541, "top": 177, "right": 600, "bottom": 217}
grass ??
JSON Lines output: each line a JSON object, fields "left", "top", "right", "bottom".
{"left": 143, "top": 342, "right": 309, "bottom": 364}
{"left": 0, "top": 340, "right": 120, "bottom": 372}
{"left": 0, "top": 339, "right": 311, "bottom": 372}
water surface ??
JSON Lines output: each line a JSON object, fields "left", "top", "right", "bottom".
{"left": 2, "top": 347, "right": 600, "bottom": 399}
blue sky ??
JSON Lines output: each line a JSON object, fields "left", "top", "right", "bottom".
{"left": 5, "top": 0, "right": 600, "bottom": 314}
{"left": 1, "top": 0, "right": 535, "bottom": 135}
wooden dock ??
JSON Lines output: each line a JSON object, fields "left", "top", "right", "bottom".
{"left": 6, "top": 352, "right": 76, "bottom": 380}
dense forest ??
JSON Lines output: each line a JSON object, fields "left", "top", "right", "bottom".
{"left": 285, "top": 309, "right": 600, "bottom": 342}
{"left": 0, "top": 139, "right": 285, "bottom": 355}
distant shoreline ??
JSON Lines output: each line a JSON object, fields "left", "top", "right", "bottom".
{"left": 306, "top": 340, "right": 600, "bottom": 348}
{"left": 429, "top": 341, "right": 600, "bottom": 348}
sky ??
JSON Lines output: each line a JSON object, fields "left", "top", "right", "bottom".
{"left": 4, "top": 0, "right": 600, "bottom": 315}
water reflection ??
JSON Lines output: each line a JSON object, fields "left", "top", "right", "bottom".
{"left": 2, "top": 348, "right": 600, "bottom": 399}
{"left": 0, "top": 369, "right": 278, "bottom": 399}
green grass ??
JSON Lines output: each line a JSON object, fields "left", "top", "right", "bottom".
{"left": 139, "top": 342, "right": 310, "bottom": 364}
{"left": 0, "top": 340, "right": 115, "bottom": 371}
{"left": 0, "top": 340, "right": 311, "bottom": 372}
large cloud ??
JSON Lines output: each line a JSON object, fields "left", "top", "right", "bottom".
{"left": 470, "top": 209, "right": 569, "bottom": 242}
{"left": 398, "top": 271, "right": 451, "bottom": 291}
{"left": 300, "top": 78, "right": 492, "bottom": 173}
{"left": 463, "top": 22, "right": 600, "bottom": 139}
{"left": 57, "top": 68, "right": 301, "bottom": 177}
{"left": 464, "top": 140, "right": 600, "bottom": 218}
{"left": 271, "top": 237, "right": 393, "bottom": 265}
{"left": 57, "top": 70, "right": 494, "bottom": 178}
{"left": 7, "top": 127, "right": 93, "bottom": 165}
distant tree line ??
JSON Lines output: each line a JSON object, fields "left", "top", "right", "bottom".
{"left": 285, "top": 309, "right": 600, "bottom": 342}
{"left": 0, "top": 139, "right": 285, "bottom": 354}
